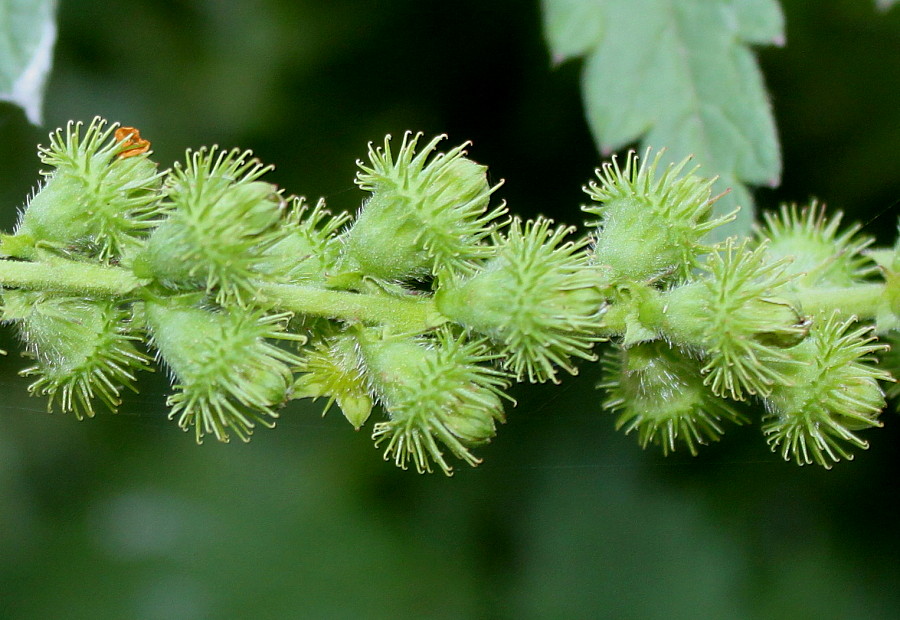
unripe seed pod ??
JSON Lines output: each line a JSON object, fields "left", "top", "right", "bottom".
{"left": 142, "top": 180, "right": 281, "bottom": 286}
{"left": 11, "top": 119, "right": 163, "bottom": 262}
{"left": 2, "top": 290, "right": 150, "bottom": 417}
{"left": 660, "top": 239, "right": 809, "bottom": 400}
{"left": 138, "top": 148, "right": 287, "bottom": 302}
{"left": 255, "top": 199, "right": 349, "bottom": 284}
{"left": 436, "top": 217, "right": 605, "bottom": 383}
{"left": 600, "top": 341, "right": 745, "bottom": 455}
{"left": 339, "top": 191, "right": 432, "bottom": 280}
{"left": 335, "top": 133, "right": 504, "bottom": 284}
{"left": 440, "top": 396, "right": 502, "bottom": 446}
{"left": 762, "top": 313, "right": 890, "bottom": 468}
{"left": 583, "top": 150, "right": 732, "bottom": 282}
{"left": 357, "top": 328, "right": 509, "bottom": 475}
{"left": 883, "top": 331, "right": 900, "bottom": 400}
{"left": 145, "top": 296, "right": 303, "bottom": 443}
{"left": 756, "top": 203, "right": 876, "bottom": 288}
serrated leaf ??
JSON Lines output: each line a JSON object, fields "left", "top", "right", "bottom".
{"left": 0, "top": 0, "right": 57, "bottom": 124}
{"left": 542, "top": 0, "right": 784, "bottom": 238}
{"left": 542, "top": 0, "right": 605, "bottom": 64}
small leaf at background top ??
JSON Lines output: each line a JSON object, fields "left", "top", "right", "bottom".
{"left": 542, "top": 0, "right": 605, "bottom": 64}
{"left": 0, "top": 0, "right": 57, "bottom": 125}
{"left": 542, "top": 0, "right": 784, "bottom": 239}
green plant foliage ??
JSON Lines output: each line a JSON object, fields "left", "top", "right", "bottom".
{"left": 0, "top": 0, "right": 57, "bottom": 123}
{"left": 0, "top": 118, "right": 897, "bottom": 475}
{"left": 541, "top": 0, "right": 784, "bottom": 237}
{"left": 293, "top": 327, "right": 374, "bottom": 429}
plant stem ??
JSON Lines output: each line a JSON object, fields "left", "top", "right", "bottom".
{"left": 255, "top": 282, "right": 446, "bottom": 334}
{"left": 0, "top": 259, "right": 143, "bottom": 296}
{"left": 600, "top": 281, "right": 891, "bottom": 343}
{"left": 0, "top": 258, "right": 446, "bottom": 334}
{"left": 792, "top": 283, "right": 885, "bottom": 319}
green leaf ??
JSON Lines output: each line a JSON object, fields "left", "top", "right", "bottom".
{"left": 0, "top": 0, "right": 57, "bottom": 124}
{"left": 877, "top": 0, "right": 899, "bottom": 10}
{"left": 542, "top": 0, "right": 784, "bottom": 238}
{"left": 542, "top": 0, "right": 605, "bottom": 64}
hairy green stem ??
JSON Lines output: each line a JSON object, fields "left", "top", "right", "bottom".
{"left": 0, "top": 258, "right": 889, "bottom": 339}
{"left": 793, "top": 283, "right": 886, "bottom": 319}
{"left": 599, "top": 281, "right": 891, "bottom": 343}
{"left": 0, "top": 259, "right": 143, "bottom": 297}
{"left": 0, "top": 258, "right": 445, "bottom": 334}
{"left": 255, "top": 282, "right": 446, "bottom": 334}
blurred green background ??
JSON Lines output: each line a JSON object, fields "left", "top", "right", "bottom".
{"left": 1, "top": 1, "right": 899, "bottom": 618}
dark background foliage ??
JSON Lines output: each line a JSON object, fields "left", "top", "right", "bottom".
{"left": 1, "top": 1, "right": 898, "bottom": 617}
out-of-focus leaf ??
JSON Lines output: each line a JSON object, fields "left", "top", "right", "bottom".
{"left": 876, "top": 0, "right": 898, "bottom": 11}
{"left": 0, "top": 0, "right": 57, "bottom": 125}
{"left": 542, "top": 0, "right": 784, "bottom": 238}
{"left": 542, "top": 0, "right": 604, "bottom": 64}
